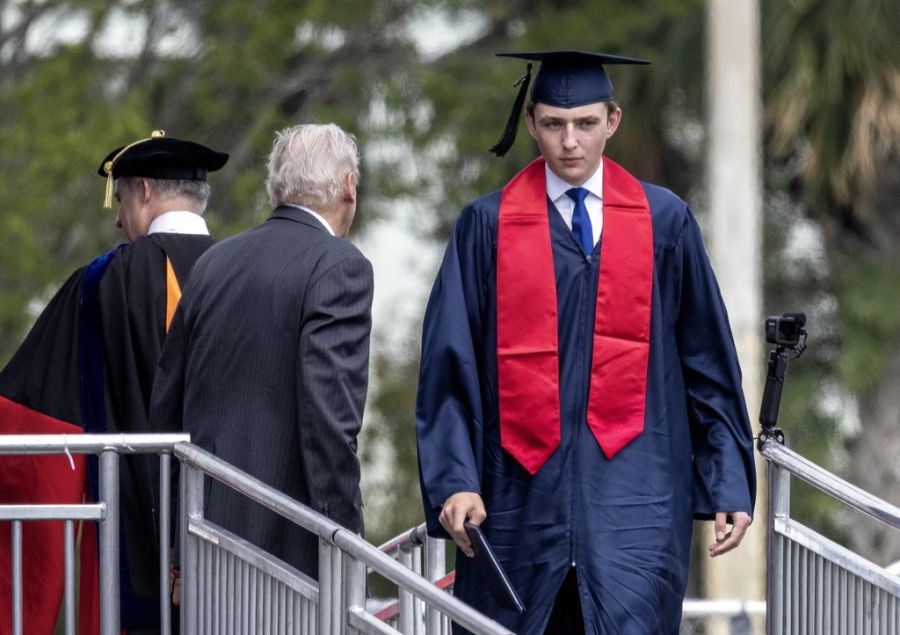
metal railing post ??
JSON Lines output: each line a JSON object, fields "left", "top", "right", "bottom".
{"left": 99, "top": 449, "right": 120, "bottom": 635}
{"left": 398, "top": 545, "right": 415, "bottom": 633}
{"left": 332, "top": 542, "right": 344, "bottom": 632}
{"left": 413, "top": 546, "right": 424, "bottom": 635}
{"left": 11, "top": 520, "right": 23, "bottom": 635}
{"left": 767, "top": 453, "right": 790, "bottom": 635}
{"left": 159, "top": 452, "right": 171, "bottom": 635}
{"left": 344, "top": 549, "right": 367, "bottom": 635}
{"left": 319, "top": 539, "right": 334, "bottom": 634}
{"left": 64, "top": 520, "right": 75, "bottom": 635}
{"left": 180, "top": 461, "right": 203, "bottom": 635}
{"left": 424, "top": 534, "right": 446, "bottom": 634}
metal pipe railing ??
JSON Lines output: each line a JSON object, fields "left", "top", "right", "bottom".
{"left": 0, "top": 433, "right": 190, "bottom": 455}
{"left": 159, "top": 451, "right": 172, "bottom": 635}
{"left": 0, "top": 434, "right": 188, "bottom": 635}
{"left": 11, "top": 521, "right": 22, "bottom": 635}
{"left": 176, "top": 442, "right": 514, "bottom": 635}
{"left": 378, "top": 524, "right": 426, "bottom": 554}
{"left": 759, "top": 440, "right": 900, "bottom": 529}
{"left": 99, "top": 450, "right": 120, "bottom": 635}
{"left": 775, "top": 517, "right": 900, "bottom": 593}
{"left": 760, "top": 438, "right": 900, "bottom": 635}
{"left": 64, "top": 520, "right": 75, "bottom": 635}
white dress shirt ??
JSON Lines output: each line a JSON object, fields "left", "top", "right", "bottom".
{"left": 283, "top": 204, "right": 335, "bottom": 236}
{"left": 545, "top": 160, "right": 604, "bottom": 248}
{"left": 148, "top": 211, "right": 210, "bottom": 235}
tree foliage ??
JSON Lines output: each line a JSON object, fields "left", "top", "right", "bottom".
{"left": 0, "top": 0, "right": 426, "bottom": 360}
{"left": 762, "top": 0, "right": 900, "bottom": 562}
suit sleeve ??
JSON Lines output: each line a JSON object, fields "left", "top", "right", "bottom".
{"left": 675, "top": 209, "right": 757, "bottom": 519}
{"left": 296, "top": 253, "right": 373, "bottom": 532}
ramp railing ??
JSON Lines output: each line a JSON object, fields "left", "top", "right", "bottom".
{"left": 760, "top": 438, "right": 900, "bottom": 634}
{"left": 376, "top": 524, "right": 455, "bottom": 634}
{"left": 2, "top": 435, "right": 512, "bottom": 635}
{"left": 176, "top": 442, "right": 513, "bottom": 634}
{"left": 0, "top": 433, "right": 187, "bottom": 635}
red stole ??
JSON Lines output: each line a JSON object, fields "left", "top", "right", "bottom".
{"left": 496, "top": 157, "right": 653, "bottom": 474}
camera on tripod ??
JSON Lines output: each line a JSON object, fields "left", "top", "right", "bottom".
{"left": 758, "top": 311, "right": 808, "bottom": 444}
{"left": 765, "top": 312, "right": 807, "bottom": 349}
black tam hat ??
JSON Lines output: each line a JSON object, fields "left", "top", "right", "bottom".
{"left": 97, "top": 130, "right": 229, "bottom": 208}
{"left": 489, "top": 50, "right": 651, "bottom": 157}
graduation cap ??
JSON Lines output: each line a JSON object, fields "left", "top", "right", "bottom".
{"left": 98, "top": 130, "right": 229, "bottom": 208}
{"left": 490, "top": 50, "right": 651, "bottom": 157}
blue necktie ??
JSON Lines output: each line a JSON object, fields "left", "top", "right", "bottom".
{"left": 566, "top": 187, "right": 593, "bottom": 255}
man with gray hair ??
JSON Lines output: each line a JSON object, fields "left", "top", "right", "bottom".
{"left": 151, "top": 123, "right": 373, "bottom": 581}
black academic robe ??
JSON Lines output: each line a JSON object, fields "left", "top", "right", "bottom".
{"left": 0, "top": 232, "right": 214, "bottom": 633}
{"left": 416, "top": 181, "right": 756, "bottom": 634}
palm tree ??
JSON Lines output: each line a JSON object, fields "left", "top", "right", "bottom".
{"left": 763, "top": 0, "right": 900, "bottom": 563}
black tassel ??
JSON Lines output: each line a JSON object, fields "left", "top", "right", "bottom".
{"left": 489, "top": 63, "right": 532, "bottom": 157}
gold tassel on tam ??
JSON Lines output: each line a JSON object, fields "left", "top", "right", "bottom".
{"left": 102, "top": 130, "right": 166, "bottom": 208}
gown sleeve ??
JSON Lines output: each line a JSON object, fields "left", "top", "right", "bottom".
{"left": 416, "top": 204, "right": 493, "bottom": 537}
{"left": 675, "top": 209, "right": 757, "bottom": 519}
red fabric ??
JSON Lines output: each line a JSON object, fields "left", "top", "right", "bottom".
{"left": 0, "top": 396, "right": 98, "bottom": 634}
{"left": 497, "top": 158, "right": 561, "bottom": 474}
{"left": 588, "top": 159, "right": 653, "bottom": 458}
{"left": 496, "top": 157, "right": 653, "bottom": 473}
{"left": 80, "top": 520, "right": 100, "bottom": 635}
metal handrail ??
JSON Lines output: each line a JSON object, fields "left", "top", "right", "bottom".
{"left": 681, "top": 599, "right": 766, "bottom": 617}
{"left": 175, "top": 442, "right": 514, "bottom": 635}
{"left": 378, "top": 524, "right": 427, "bottom": 554}
{"left": 759, "top": 440, "right": 900, "bottom": 528}
{"left": 774, "top": 517, "right": 900, "bottom": 594}
{"left": 1, "top": 434, "right": 187, "bottom": 635}
{"left": 0, "top": 433, "right": 190, "bottom": 454}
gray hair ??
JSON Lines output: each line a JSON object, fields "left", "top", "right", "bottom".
{"left": 117, "top": 177, "right": 210, "bottom": 213}
{"left": 265, "top": 124, "right": 360, "bottom": 210}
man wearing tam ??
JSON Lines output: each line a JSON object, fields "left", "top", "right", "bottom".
{"left": 0, "top": 131, "right": 227, "bottom": 633}
{"left": 415, "top": 51, "right": 756, "bottom": 633}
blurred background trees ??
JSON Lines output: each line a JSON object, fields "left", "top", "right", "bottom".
{"left": 1, "top": 0, "right": 898, "bottom": 577}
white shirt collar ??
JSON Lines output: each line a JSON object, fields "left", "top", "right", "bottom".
{"left": 284, "top": 204, "right": 335, "bottom": 236}
{"left": 148, "top": 211, "right": 209, "bottom": 235}
{"left": 544, "top": 159, "right": 605, "bottom": 250}
{"left": 545, "top": 160, "right": 604, "bottom": 203}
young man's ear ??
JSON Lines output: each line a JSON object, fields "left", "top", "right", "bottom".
{"left": 524, "top": 109, "right": 537, "bottom": 139}
{"left": 606, "top": 107, "right": 622, "bottom": 138}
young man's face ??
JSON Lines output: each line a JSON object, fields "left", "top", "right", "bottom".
{"left": 525, "top": 101, "right": 621, "bottom": 186}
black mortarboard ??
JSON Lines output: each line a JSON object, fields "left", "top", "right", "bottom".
{"left": 97, "top": 130, "right": 229, "bottom": 207}
{"left": 490, "top": 50, "right": 651, "bottom": 157}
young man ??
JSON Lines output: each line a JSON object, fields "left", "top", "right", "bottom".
{"left": 0, "top": 131, "right": 228, "bottom": 633}
{"left": 150, "top": 123, "right": 372, "bottom": 580}
{"left": 416, "top": 51, "right": 756, "bottom": 634}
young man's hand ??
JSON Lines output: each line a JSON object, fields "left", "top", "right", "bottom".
{"left": 708, "top": 511, "right": 752, "bottom": 557}
{"left": 439, "top": 492, "right": 487, "bottom": 557}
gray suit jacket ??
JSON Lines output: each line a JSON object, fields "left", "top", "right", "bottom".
{"left": 151, "top": 205, "right": 373, "bottom": 578}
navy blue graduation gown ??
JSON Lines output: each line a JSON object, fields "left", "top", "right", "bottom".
{"left": 415, "top": 182, "right": 756, "bottom": 634}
